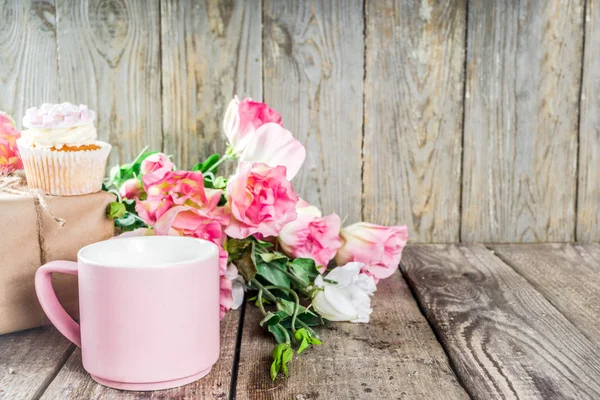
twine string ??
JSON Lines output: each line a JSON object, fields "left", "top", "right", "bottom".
{"left": 0, "top": 173, "right": 66, "bottom": 264}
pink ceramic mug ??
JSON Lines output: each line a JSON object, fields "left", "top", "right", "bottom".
{"left": 35, "top": 236, "right": 220, "bottom": 391}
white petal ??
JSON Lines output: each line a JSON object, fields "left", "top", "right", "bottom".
{"left": 324, "top": 262, "right": 364, "bottom": 288}
{"left": 231, "top": 281, "right": 245, "bottom": 310}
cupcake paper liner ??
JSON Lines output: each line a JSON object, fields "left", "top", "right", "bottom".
{"left": 17, "top": 139, "right": 111, "bottom": 196}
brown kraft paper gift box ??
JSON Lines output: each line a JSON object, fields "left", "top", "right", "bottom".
{"left": 0, "top": 186, "right": 114, "bottom": 334}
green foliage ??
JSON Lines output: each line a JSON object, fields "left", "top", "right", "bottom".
{"left": 106, "top": 202, "right": 126, "bottom": 219}
{"left": 106, "top": 147, "right": 157, "bottom": 189}
{"left": 267, "top": 324, "right": 289, "bottom": 345}
{"left": 225, "top": 238, "right": 258, "bottom": 281}
{"left": 294, "top": 328, "right": 322, "bottom": 355}
{"left": 289, "top": 258, "right": 320, "bottom": 286}
{"left": 256, "top": 259, "right": 291, "bottom": 288}
{"left": 192, "top": 153, "right": 220, "bottom": 173}
{"left": 270, "top": 343, "right": 294, "bottom": 380}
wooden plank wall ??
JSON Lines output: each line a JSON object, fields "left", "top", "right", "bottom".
{"left": 1, "top": 0, "right": 598, "bottom": 243}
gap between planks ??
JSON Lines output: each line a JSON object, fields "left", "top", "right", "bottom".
{"left": 32, "top": 344, "right": 76, "bottom": 400}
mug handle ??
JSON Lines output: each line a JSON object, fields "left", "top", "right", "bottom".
{"left": 35, "top": 261, "right": 81, "bottom": 347}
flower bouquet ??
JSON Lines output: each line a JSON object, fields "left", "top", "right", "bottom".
{"left": 103, "top": 97, "right": 408, "bottom": 380}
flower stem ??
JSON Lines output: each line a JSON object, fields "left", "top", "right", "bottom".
{"left": 264, "top": 285, "right": 301, "bottom": 334}
{"left": 205, "top": 154, "right": 230, "bottom": 174}
{"left": 296, "top": 319, "right": 319, "bottom": 338}
{"left": 256, "top": 289, "right": 268, "bottom": 316}
{"left": 269, "top": 263, "right": 310, "bottom": 294}
{"left": 251, "top": 279, "right": 277, "bottom": 302}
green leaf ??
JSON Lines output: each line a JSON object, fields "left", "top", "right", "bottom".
{"left": 289, "top": 258, "right": 320, "bottom": 286}
{"left": 297, "top": 338, "right": 309, "bottom": 354}
{"left": 267, "top": 324, "right": 289, "bottom": 344}
{"left": 275, "top": 300, "right": 323, "bottom": 331}
{"left": 270, "top": 359, "right": 279, "bottom": 381}
{"left": 260, "top": 312, "right": 284, "bottom": 327}
{"left": 225, "top": 239, "right": 257, "bottom": 281}
{"left": 106, "top": 202, "right": 126, "bottom": 219}
{"left": 213, "top": 176, "right": 227, "bottom": 189}
{"left": 104, "top": 147, "right": 159, "bottom": 189}
{"left": 114, "top": 211, "right": 148, "bottom": 233}
{"left": 114, "top": 213, "right": 136, "bottom": 227}
{"left": 276, "top": 298, "right": 297, "bottom": 316}
{"left": 192, "top": 153, "right": 220, "bottom": 173}
{"left": 281, "top": 347, "right": 294, "bottom": 377}
{"left": 294, "top": 328, "right": 321, "bottom": 354}
{"left": 270, "top": 343, "right": 290, "bottom": 381}
{"left": 256, "top": 261, "right": 291, "bottom": 288}
{"left": 122, "top": 198, "right": 138, "bottom": 213}
{"left": 260, "top": 252, "right": 288, "bottom": 263}
{"left": 254, "top": 239, "right": 274, "bottom": 249}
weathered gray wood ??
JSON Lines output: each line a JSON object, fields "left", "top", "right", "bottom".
{"left": 55, "top": 0, "right": 162, "bottom": 167}
{"left": 235, "top": 271, "right": 468, "bottom": 399}
{"left": 41, "top": 310, "right": 241, "bottom": 399}
{"left": 363, "top": 0, "right": 465, "bottom": 242}
{"left": 581, "top": 242, "right": 600, "bottom": 264}
{"left": 160, "top": 0, "right": 262, "bottom": 170}
{"left": 491, "top": 243, "right": 600, "bottom": 346}
{"left": 263, "top": 0, "right": 364, "bottom": 223}
{"left": 402, "top": 244, "right": 600, "bottom": 399}
{"left": 577, "top": 0, "right": 600, "bottom": 242}
{"left": 461, "top": 0, "right": 583, "bottom": 242}
{"left": 0, "top": 327, "right": 74, "bottom": 400}
{"left": 0, "top": 0, "right": 59, "bottom": 122}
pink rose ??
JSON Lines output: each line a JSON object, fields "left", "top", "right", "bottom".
{"left": 145, "top": 170, "right": 221, "bottom": 209}
{"left": 225, "top": 162, "right": 299, "bottom": 239}
{"left": 135, "top": 197, "right": 174, "bottom": 225}
{"left": 119, "top": 178, "right": 144, "bottom": 200}
{"left": 140, "top": 153, "right": 175, "bottom": 186}
{"left": 145, "top": 171, "right": 228, "bottom": 244}
{"left": 218, "top": 247, "right": 233, "bottom": 320}
{"left": 278, "top": 201, "right": 342, "bottom": 272}
{"left": 0, "top": 112, "right": 23, "bottom": 174}
{"left": 239, "top": 123, "right": 306, "bottom": 180}
{"left": 137, "top": 169, "right": 224, "bottom": 228}
{"left": 154, "top": 205, "right": 229, "bottom": 246}
{"left": 335, "top": 223, "right": 409, "bottom": 283}
{"left": 223, "top": 96, "right": 282, "bottom": 153}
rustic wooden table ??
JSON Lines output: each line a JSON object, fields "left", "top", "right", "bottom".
{"left": 1, "top": 244, "right": 600, "bottom": 399}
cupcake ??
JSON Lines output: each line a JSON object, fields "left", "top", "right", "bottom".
{"left": 17, "top": 103, "right": 111, "bottom": 196}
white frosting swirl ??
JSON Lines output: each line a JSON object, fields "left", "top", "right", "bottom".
{"left": 20, "top": 123, "right": 97, "bottom": 149}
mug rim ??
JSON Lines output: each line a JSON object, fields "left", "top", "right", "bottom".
{"left": 78, "top": 236, "right": 220, "bottom": 268}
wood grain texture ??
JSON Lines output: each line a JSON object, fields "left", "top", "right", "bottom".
{"left": 491, "top": 243, "right": 600, "bottom": 346}
{"left": 234, "top": 271, "right": 468, "bottom": 400}
{"left": 0, "top": 0, "right": 59, "bottom": 122}
{"left": 0, "top": 327, "right": 74, "bottom": 400}
{"left": 263, "top": 0, "right": 364, "bottom": 223}
{"left": 581, "top": 242, "right": 600, "bottom": 263}
{"left": 55, "top": 0, "right": 162, "bottom": 167}
{"left": 577, "top": 0, "right": 600, "bottom": 241}
{"left": 461, "top": 0, "right": 584, "bottom": 242}
{"left": 363, "top": 0, "right": 465, "bottom": 242}
{"left": 40, "top": 310, "right": 241, "bottom": 399}
{"left": 402, "top": 244, "right": 600, "bottom": 399}
{"left": 161, "top": 0, "right": 262, "bottom": 170}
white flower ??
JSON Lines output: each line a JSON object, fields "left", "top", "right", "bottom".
{"left": 311, "top": 262, "right": 376, "bottom": 323}
{"left": 226, "top": 263, "right": 246, "bottom": 310}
